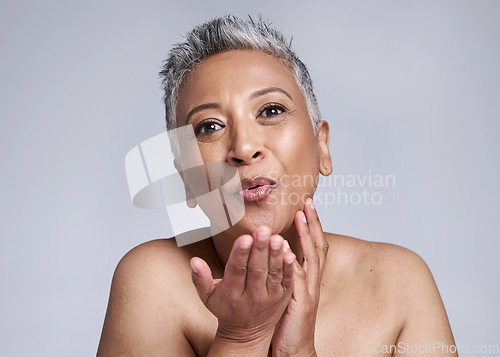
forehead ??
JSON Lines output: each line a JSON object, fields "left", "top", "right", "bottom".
{"left": 176, "top": 50, "right": 304, "bottom": 111}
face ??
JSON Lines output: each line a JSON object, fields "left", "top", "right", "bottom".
{"left": 175, "top": 49, "right": 332, "bottom": 237}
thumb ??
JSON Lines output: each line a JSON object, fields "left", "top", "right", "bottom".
{"left": 190, "top": 257, "right": 215, "bottom": 304}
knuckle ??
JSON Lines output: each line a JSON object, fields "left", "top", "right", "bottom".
{"left": 226, "top": 264, "right": 247, "bottom": 277}
{"left": 226, "top": 291, "right": 239, "bottom": 302}
{"left": 267, "top": 267, "right": 283, "bottom": 280}
{"left": 226, "top": 296, "right": 245, "bottom": 309}
{"left": 247, "top": 266, "right": 268, "bottom": 278}
{"left": 282, "top": 269, "right": 294, "bottom": 281}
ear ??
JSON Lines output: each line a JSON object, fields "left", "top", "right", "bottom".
{"left": 316, "top": 121, "right": 333, "bottom": 176}
{"left": 174, "top": 158, "right": 197, "bottom": 208}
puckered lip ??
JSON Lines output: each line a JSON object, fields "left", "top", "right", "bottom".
{"left": 238, "top": 175, "right": 277, "bottom": 202}
{"left": 240, "top": 176, "right": 277, "bottom": 190}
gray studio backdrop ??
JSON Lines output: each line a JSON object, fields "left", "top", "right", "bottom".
{"left": 1, "top": 0, "right": 499, "bottom": 356}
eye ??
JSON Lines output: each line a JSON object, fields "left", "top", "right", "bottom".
{"left": 259, "top": 104, "right": 286, "bottom": 118}
{"left": 195, "top": 120, "right": 224, "bottom": 135}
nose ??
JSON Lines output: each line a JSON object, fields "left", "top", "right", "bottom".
{"left": 226, "top": 119, "right": 265, "bottom": 165}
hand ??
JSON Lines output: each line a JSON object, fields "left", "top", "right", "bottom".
{"left": 271, "top": 198, "right": 328, "bottom": 357}
{"left": 190, "top": 226, "right": 297, "bottom": 353}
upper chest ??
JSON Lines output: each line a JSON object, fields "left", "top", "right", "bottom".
{"left": 185, "top": 275, "right": 402, "bottom": 357}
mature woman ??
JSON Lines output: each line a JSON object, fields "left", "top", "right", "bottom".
{"left": 98, "top": 16, "right": 456, "bottom": 356}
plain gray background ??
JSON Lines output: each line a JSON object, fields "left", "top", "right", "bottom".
{"left": 1, "top": 0, "right": 499, "bottom": 356}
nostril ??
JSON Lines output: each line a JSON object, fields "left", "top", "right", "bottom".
{"left": 228, "top": 150, "right": 263, "bottom": 165}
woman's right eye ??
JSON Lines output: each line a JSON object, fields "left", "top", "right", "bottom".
{"left": 194, "top": 120, "right": 224, "bottom": 135}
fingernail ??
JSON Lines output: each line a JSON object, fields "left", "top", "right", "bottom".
{"left": 284, "top": 240, "right": 290, "bottom": 251}
{"left": 240, "top": 237, "right": 252, "bottom": 249}
{"left": 256, "top": 231, "right": 269, "bottom": 242}
{"left": 301, "top": 211, "right": 307, "bottom": 223}
{"left": 270, "top": 238, "right": 282, "bottom": 250}
{"left": 190, "top": 260, "right": 198, "bottom": 274}
{"left": 309, "top": 199, "right": 315, "bottom": 210}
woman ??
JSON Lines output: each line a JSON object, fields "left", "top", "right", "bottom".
{"left": 98, "top": 16, "right": 456, "bottom": 356}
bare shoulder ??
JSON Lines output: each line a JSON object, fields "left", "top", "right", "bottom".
{"left": 324, "top": 233, "right": 441, "bottom": 310}
{"left": 323, "top": 234, "right": 455, "bottom": 352}
{"left": 115, "top": 238, "right": 197, "bottom": 281}
{"left": 325, "top": 233, "right": 434, "bottom": 289}
{"left": 97, "top": 238, "right": 211, "bottom": 357}
{"left": 109, "top": 238, "right": 198, "bottom": 310}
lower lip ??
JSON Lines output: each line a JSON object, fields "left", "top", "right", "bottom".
{"left": 239, "top": 185, "right": 275, "bottom": 202}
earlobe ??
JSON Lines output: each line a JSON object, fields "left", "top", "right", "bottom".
{"left": 173, "top": 159, "right": 198, "bottom": 208}
{"left": 316, "top": 121, "right": 333, "bottom": 176}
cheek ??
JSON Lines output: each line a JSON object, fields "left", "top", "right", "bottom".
{"left": 274, "top": 124, "right": 319, "bottom": 173}
{"left": 198, "top": 142, "right": 227, "bottom": 162}
{"left": 271, "top": 128, "right": 320, "bottom": 205}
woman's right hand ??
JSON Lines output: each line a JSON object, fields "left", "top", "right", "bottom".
{"left": 190, "top": 226, "right": 296, "bottom": 353}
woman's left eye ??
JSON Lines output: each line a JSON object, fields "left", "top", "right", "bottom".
{"left": 259, "top": 104, "right": 286, "bottom": 118}
{"left": 194, "top": 120, "right": 224, "bottom": 135}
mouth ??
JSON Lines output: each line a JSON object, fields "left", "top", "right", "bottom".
{"left": 239, "top": 176, "right": 277, "bottom": 202}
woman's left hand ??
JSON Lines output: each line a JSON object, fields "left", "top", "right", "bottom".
{"left": 271, "top": 198, "right": 329, "bottom": 357}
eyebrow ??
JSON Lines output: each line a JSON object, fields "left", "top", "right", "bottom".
{"left": 249, "top": 87, "right": 293, "bottom": 101}
{"left": 184, "top": 87, "right": 293, "bottom": 125}
{"left": 185, "top": 102, "right": 221, "bottom": 125}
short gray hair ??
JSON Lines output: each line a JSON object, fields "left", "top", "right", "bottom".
{"left": 159, "top": 15, "right": 321, "bottom": 132}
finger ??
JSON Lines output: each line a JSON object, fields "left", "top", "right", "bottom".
{"left": 283, "top": 240, "right": 306, "bottom": 299}
{"left": 246, "top": 226, "right": 272, "bottom": 294}
{"left": 190, "top": 257, "right": 216, "bottom": 304}
{"left": 295, "top": 210, "right": 321, "bottom": 293}
{"left": 223, "top": 235, "right": 253, "bottom": 295}
{"left": 267, "top": 235, "right": 284, "bottom": 293}
{"left": 304, "top": 198, "right": 329, "bottom": 274}
{"left": 281, "top": 240, "right": 296, "bottom": 291}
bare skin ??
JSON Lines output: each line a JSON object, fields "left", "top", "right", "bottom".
{"left": 97, "top": 50, "right": 456, "bottom": 356}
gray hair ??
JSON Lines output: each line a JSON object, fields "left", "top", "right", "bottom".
{"left": 159, "top": 15, "right": 321, "bottom": 133}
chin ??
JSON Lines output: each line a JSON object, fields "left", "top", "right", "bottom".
{"left": 229, "top": 206, "right": 295, "bottom": 237}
